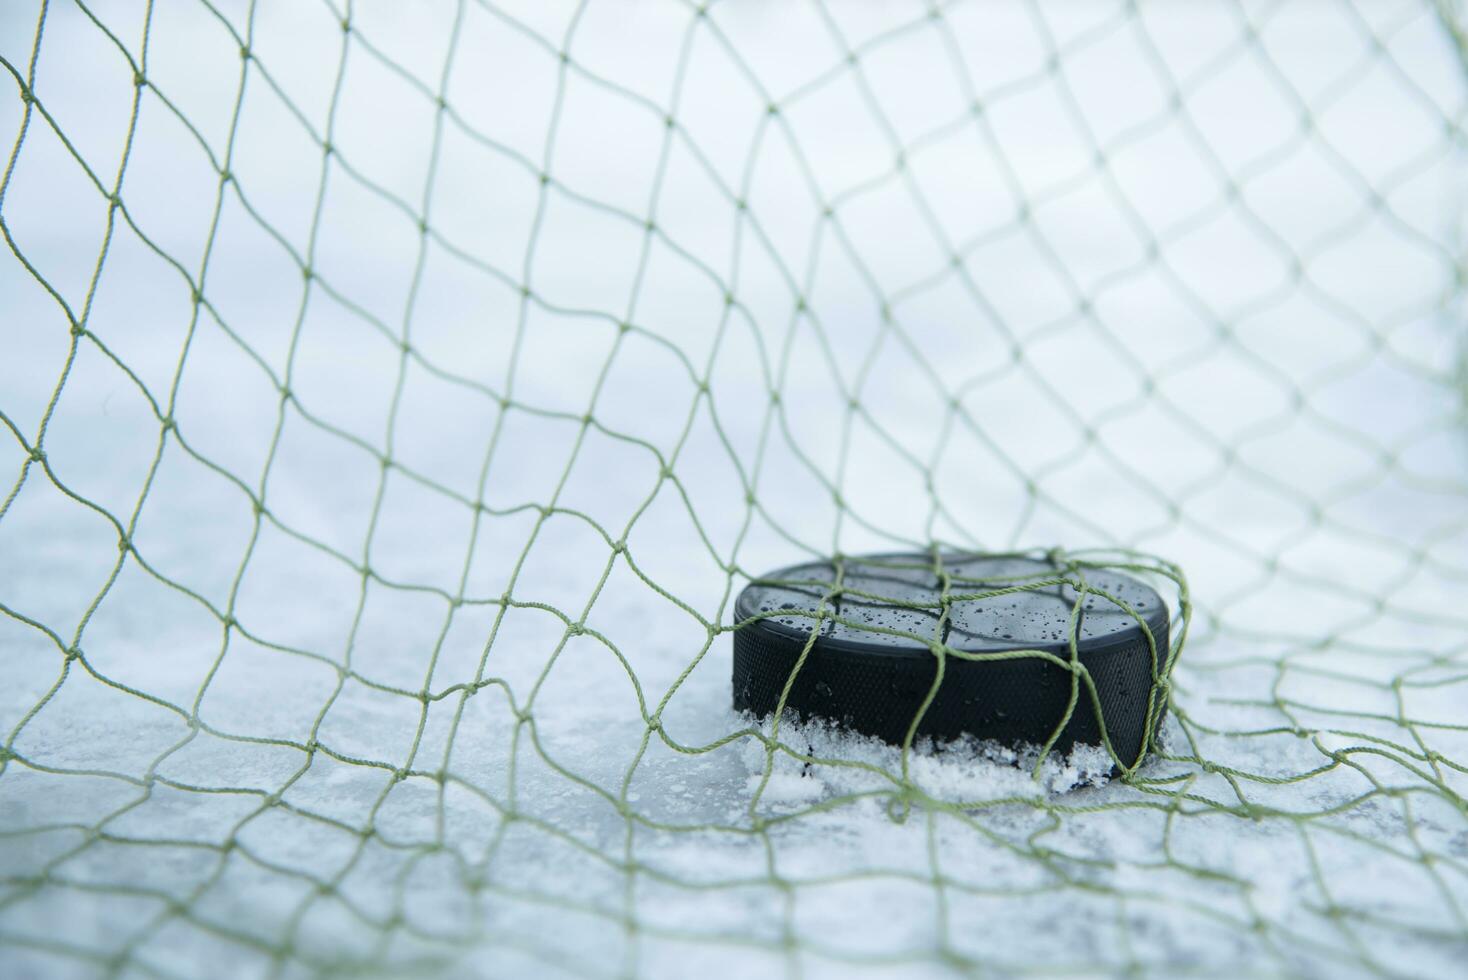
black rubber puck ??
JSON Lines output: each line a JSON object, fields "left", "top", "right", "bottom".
{"left": 732, "top": 552, "right": 1170, "bottom": 768}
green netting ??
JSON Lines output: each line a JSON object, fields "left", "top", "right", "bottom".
{"left": 2, "top": 0, "right": 1467, "bottom": 977}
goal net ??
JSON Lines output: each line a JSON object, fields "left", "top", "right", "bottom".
{"left": 2, "top": 0, "right": 1465, "bottom": 976}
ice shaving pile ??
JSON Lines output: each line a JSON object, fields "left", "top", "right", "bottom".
{"left": 737, "top": 712, "right": 1122, "bottom": 814}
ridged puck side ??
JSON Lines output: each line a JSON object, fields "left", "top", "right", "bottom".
{"left": 731, "top": 552, "right": 1169, "bottom": 768}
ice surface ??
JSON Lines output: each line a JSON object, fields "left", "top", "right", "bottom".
{"left": 1, "top": 0, "right": 1467, "bottom": 978}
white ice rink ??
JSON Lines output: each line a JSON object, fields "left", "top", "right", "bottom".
{"left": 1, "top": 1, "right": 1466, "bottom": 977}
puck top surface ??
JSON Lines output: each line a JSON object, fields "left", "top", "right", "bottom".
{"left": 736, "top": 553, "right": 1167, "bottom": 655}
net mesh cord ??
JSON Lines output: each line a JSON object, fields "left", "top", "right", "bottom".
{"left": 1, "top": 0, "right": 1466, "bottom": 977}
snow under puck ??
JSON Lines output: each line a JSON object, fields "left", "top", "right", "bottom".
{"left": 732, "top": 552, "right": 1170, "bottom": 768}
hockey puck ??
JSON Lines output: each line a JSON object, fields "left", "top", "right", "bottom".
{"left": 732, "top": 552, "right": 1170, "bottom": 768}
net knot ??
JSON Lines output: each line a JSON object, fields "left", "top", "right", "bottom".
{"left": 27, "top": 447, "right": 44, "bottom": 463}
{"left": 133, "top": 71, "right": 146, "bottom": 88}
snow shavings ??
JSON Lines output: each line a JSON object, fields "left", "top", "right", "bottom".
{"left": 736, "top": 712, "right": 1119, "bottom": 815}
